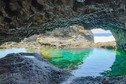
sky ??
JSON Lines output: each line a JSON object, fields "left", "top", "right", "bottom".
{"left": 91, "top": 28, "right": 111, "bottom": 34}
{"left": 91, "top": 28, "right": 115, "bottom": 43}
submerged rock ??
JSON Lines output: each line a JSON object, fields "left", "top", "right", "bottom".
{"left": 0, "top": 53, "right": 71, "bottom": 84}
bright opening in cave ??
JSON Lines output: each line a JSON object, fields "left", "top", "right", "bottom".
{"left": 91, "top": 28, "right": 116, "bottom": 43}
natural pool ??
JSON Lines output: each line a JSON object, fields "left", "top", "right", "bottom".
{"left": 48, "top": 48, "right": 116, "bottom": 77}
{"left": 0, "top": 48, "right": 126, "bottom": 77}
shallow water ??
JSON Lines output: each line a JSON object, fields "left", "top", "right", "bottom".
{"left": 71, "top": 48, "right": 116, "bottom": 77}
{"left": 0, "top": 48, "right": 126, "bottom": 77}
{"left": 48, "top": 48, "right": 116, "bottom": 77}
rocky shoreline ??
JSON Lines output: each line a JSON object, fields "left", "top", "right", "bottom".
{"left": 0, "top": 25, "right": 116, "bottom": 50}
{"left": 1, "top": 0, "right": 125, "bottom": 83}
{"left": 0, "top": 40, "right": 116, "bottom": 50}
{"left": 0, "top": 53, "right": 126, "bottom": 84}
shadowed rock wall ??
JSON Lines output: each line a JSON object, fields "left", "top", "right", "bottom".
{"left": 0, "top": 0, "right": 126, "bottom": 51}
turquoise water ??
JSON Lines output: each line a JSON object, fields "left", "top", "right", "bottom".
{"left": 71, "top": 48, "right": 115, "bottom": 77}
{"left": 0, "top": 48, "right": 126, "bottom": 77}
{"left": 48, "top": 48, "right": 116, "bottom": 77}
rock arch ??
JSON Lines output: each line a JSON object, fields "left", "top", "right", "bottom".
{"left": 0, "top": 0, "right": 126, "bottom": 51}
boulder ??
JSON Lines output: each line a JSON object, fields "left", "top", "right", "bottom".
{"left": 0, "top": 53, "right": 126, "bottom": 84}
{"left": 0, "top": 53, "right": 71, "bottom": 84}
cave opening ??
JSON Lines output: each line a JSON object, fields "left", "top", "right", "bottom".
{"left": 91, "top": 28, "right": 116, "bottom": 43}
{"left": 0, "top": 24, "right": 126, "bottom": 77}
{"left": 0, "top": 0, "right": 126, "bottom": 83}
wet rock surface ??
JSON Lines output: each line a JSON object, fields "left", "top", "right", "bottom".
{"left": 65, "top": 76, "right": 126, "bottom": 84}
{"left": 0, "top": 53, "right": 126, "bottom": 84}
{"left": 0, "top": 53, "right": 71, "bottom": 84}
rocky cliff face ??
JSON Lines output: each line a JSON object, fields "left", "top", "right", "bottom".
{"left": 0, "top": 0, "right": 125, "bottom": 35}
{"left": 0, "top": 0, "right": 126, "bottom": 51}
{"left": 0, "top": 0, "right": 83, "bottom": 35}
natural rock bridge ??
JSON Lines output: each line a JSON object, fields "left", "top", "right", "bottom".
{"left": 0, "top": 0, "right": 126, "bottom": 51}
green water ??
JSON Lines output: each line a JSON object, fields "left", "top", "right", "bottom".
{"left": 101, "top": 51, "right": 126, "bottom": 77}
{"left": 0, "top": 48, "right": 126, "bottom": 77}
{"left": 48, "top": 49, "right": 90, "bottom": 71}
{"left": 47, "top": 48, "right": 126, "bottom": 77}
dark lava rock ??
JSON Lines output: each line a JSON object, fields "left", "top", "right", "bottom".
{"left": 0, "top": 53, "right": 72, "bottom": 84}
{"left": 0, "top": 0, "right": 125, "bottom": 35}
{"left": 0, "top": 53, "right": 126, "bottom": 84}
{"left": 63, "top": 76, "right": 126, "bottom": 84}
{"left": 0, "top": 0, "right": 126, "bottom": 51}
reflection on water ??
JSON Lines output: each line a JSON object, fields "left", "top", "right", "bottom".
{"left": 48, "top": 48, "right": 116, "bottom": 77}
{"left": 101, "top": 51, "right": 126, "bottom": 77}
{"left": 0, "top": 48, "right": 126, "bottom": 77}
{"left": 71, "top": 48, "right": 116, "bottom": 77}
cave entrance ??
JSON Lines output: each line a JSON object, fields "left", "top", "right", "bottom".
{"left": 0, "top": 25, "right": 126, "bottom": 77}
